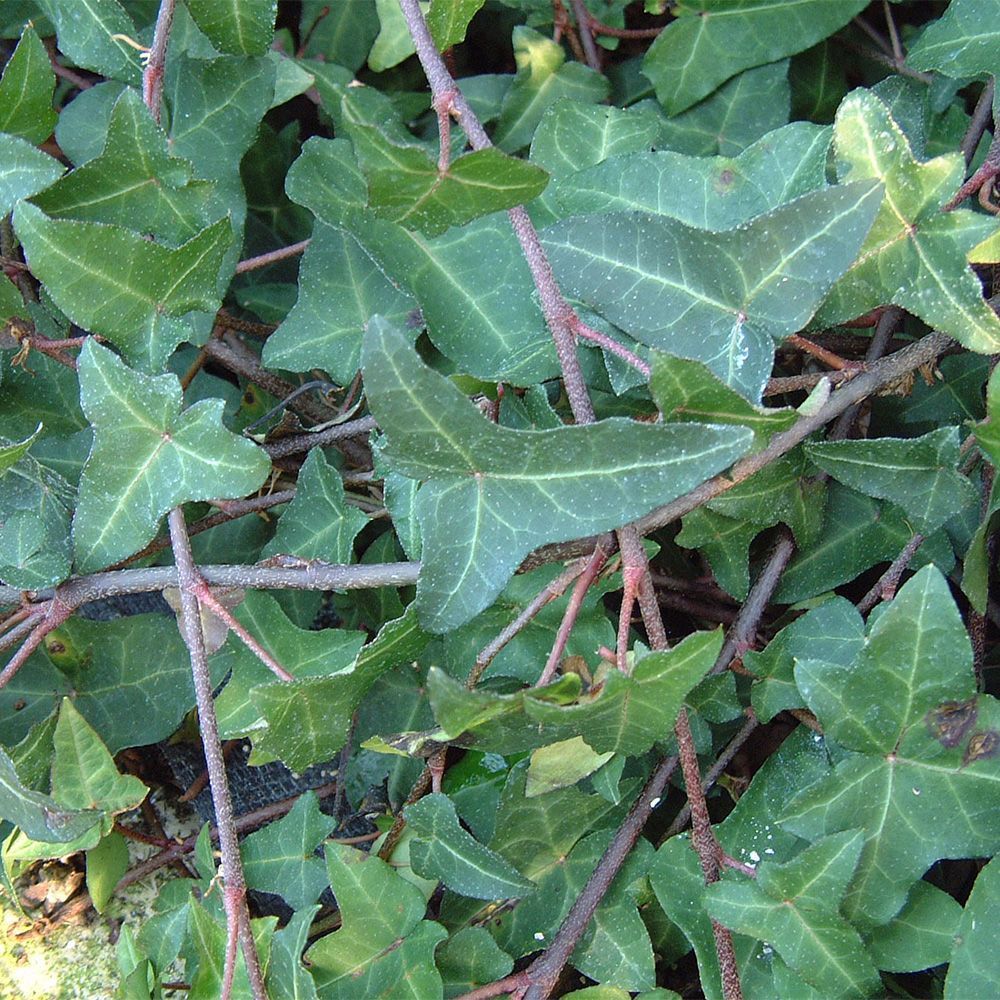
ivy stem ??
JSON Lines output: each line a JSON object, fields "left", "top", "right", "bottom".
{"left": 235, "top": 238, "right": 311, "bottom": 274}
{"left": 397, "top": 0, "right": 597, "bottom": 425}
{"left": 142, "top": 0, "right": 177, "bottom": 124}
{"left": 535, "top": 539, "right": 611, "bottom": 687}
{"left": 167, "top": 508, "right": 267, "bottom": 1000}
{"left": 570, "top": 0, "right": 601, "bottom": 70}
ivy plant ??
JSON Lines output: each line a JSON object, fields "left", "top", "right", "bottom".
{"left": 2, "top": 1, "right": 1000, "bottom": 998}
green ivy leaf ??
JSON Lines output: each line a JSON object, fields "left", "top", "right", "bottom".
{"left": 526, "top": 737, "right": 614, "bottom": 797}
{"left": 975, "top": 363, "right": 1000, "bottom": 468}
{"left": 813, "top": 89, "right": 1000, "bottom": 353}
{"left": 944, "top": 856, "right": 1000, "bottom": 997}
{"left": 242, "top": 791, "right": 337, "bottom": 910}
{"left": 364, "top": 143, "right": 549, "bottom": 236}
{"left": 86, "top": 829, "right": 129, "bottom": 914}
{"left": 35, "top": 0, "right": 142, "bottom": 85}
{"left": 0, "top": 744, "right": 99, "bottom": 845}
{"left": 675, "top": 508, "right": 761, "bottom": 601}
{"left": 249, "top": 607, "right": 430, "bottom": 771}
{"left": 261, "top": 449, "right": 368, "bottom": 564}
{"left": 806, "top": 428, "right": 978, "bottom": 534}
{"left": 284, "top": 137, "right": 368, "bottom": 226}
{"left": 405, "top": 792, "right": 536, "bottom": 899}
{"left": 306, "top": 844, "right": 447, "bottom": 999}
{"left": 783, "top": 566, "right": 1000, "bottom": 925}
{"left": 51, "top": 698, "right": 146, "bottom": 819}
{"left": 72, "top": 340, "right": 271, "bottom": 572}
{"left": 0, "top": 134, "right": 64, "bottom": 214}
{"left": 353, "top": 212, "right": 557, "bottom": 382}
{"left": 185, "top": 0, "right": 277, "bottom": 56}
{"left": 426, "top": 0, "right": 487, "bottom": 51}
{"left": 657, "top": 61, "right": 791, "bottom": 157}
{"left": 706, "top": 831, "right": 882, "bottom": 999}
{"left": 0, "top": 613, "right": 212, "bottom": 754}
{"left": 0, "top": 440, "right": 74, "bottom": 590}
{"left": 494, "top": 27, "right": 610, "bottom": 152}
{"left": 364, "top": 318, "right": 752, "bottom": 631}
{"left": 650, "top": 354, "right": 797, "bottom": 447}
{"left": 908, "top": 0, "right": 999, "bottom": 83}
{"left": 212, "top": 591, "right": 365, "bottom": 741}
{"left": 553, "top": 121, "right": 830, "bottom": 229}
{"left": 266, "top": 905, "right": 320, "bottom": 1000}
{"left": 641, "top": 0, "right": 866, "bottom": 115}
{"left": 436, "top": 926, "right": 513, "bottom": 998}
{"left": 867, "top": 881, "right": 962, "bottom": 974}
{"left": 13, "top": 203, "right": 233, "bottom": 371}
{"left": 32, "top": 89, "right": 224, "bottom": 244}
{"left": 185, "top": 898, "right": 276, "bottom": 999}
{"left": 0, "top": 24, "right": 56, "bottom": 144}
{"left": 543, "top": 181, "right": 881, "bottom": 401}
{"left": 262, "top": 222, "right": 416, "bottom": 384}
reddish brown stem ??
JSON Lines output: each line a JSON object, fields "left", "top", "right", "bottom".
{"left": 235, "top": 239, "right": 311, "bottom": 274}
{"left": 142, "top": 0, "right": 176, "bottom": 123}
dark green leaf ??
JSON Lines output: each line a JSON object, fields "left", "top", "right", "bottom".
{"left": 867, "top": 881, "right": 962, "bottom": 974}
{"left": 436, "top": 926, "right": 513, "bottom": 999}
{"left": 0, "top": 24, "right": 56, "bottom": 143}
{"left": 554, "top": 121, "right": 830, "bottom": 229}
{"left": 806, "top": 428, "right": 978, "bottom": 534}
{"left": 908, "top": 0, "right": 1000, "bottom": 82}
{"left": 185, "top": 0, "right": 276, "bottom": 56}
{"left": 0, "top": 134, "right": 63, "bottom": 214}
{"left": 284, "top": 137, "right": 368, "bottom": 226}
{"left": 242, "top": 791, "right": 336, "bottom": 910}
{"left": 364, "top": 318, "right": 752, "bottom": 630}
{"left": 32, "top": 88, "right": 224, "bottom": 244}
{"left": 543, "top": 182, "right": 881, "bottom": 401}
{"left": 782, "top": 566, "right": 1000, "bottom": 925}
{"left": 405, "top": 792, "right": 535, "bottom": 898}
{"left": 262, "top": 222, "right": 417, "bottom": 384}
{"left": 14, "top": 203, "right": 232, "bottom": 371}
{"left": 261, "top": 449, "right": 368, "bottom": 564}
{"left": 35, "top": 0, "right": 142, "bottom": 85}
{"left": 72, "top": 340, "right": 271, "bottom": 572}
{"left": 427, "top": 0, "right": 486, "bottom": 51}
{"left": 306, "top": 844, "right": 447, "bottom": 999}
{"left": 945, "top": 856, "right": 1000, "bottom": 997}
{"left": 641, "top": 0, "right": 866, "bottom": 115}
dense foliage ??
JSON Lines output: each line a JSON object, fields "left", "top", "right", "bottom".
{"left": 2, "top": 1, "right": 1000, "bottom": 997}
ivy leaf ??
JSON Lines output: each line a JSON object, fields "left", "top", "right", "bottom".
{"left": 72, "top": 340, "right": 271, "bottom": 573}
{"left": 353, "top": 212, "right": 557, "bottom": 382}
{"left": 212, "top": 591, "right": 365, "bottom": 741}
{"left": 305, "top": 844, "right": 447, "bottom": 999}
{"left": 657, "top": 61, "right": 791, "bottom": 157}
{"left": 262, "top": 222, "right": 416, "bottom": 384}
{"left": 261, "top": 449, "right": 368, "bottom": 565}
{"left": 641, "top": 0, "right": 866, "bottom": 115}
{"left": 426, "top": 0, "right": 486, "bottom": 51}
{"left": 0, "top": 24, "right": 57, "bottom": 144}
{"left": 266, "top": 906, "right": 320, "bottom": 1000}
{"left": 908, "top": 0, "right": 1000, "bottom": 83}
{"left": 249, "top": 607, "right": 431, "bottom": 771}
{"left": 0, "top": 441, "right": 74, "bottom": 590}
{"left": 436, "top": 926, "right": 513, "bottom": 998}
{"left": 35, "top": 0, "right": 142, "bottom": 86}
{"left": 51, "top": 698, "right": 147, "bottom": 820}
{"left": 975, "top": 363, "right": 1000, "bottom": 469}
{"left": 945, "top": 856, "right": 1000, "bottom": 997}
{"left": 242, "top": 791, "right": 336, "bottom": 910}
{"left": 404, "top": 792, "right": 536, "bottom": 899}
{"left": 553, "top": 122, "right": 831, "bottom": 230}
{"left": 782, "top": 566, "right": 1000, "bottom": 925}
{"left": 363, "top": 143, "right": 549, "bottom": 237}
{"left": 284, "top": 137, "right": 368, "bottom": 226}
{"left": 868, "top": 881, "right": 962, "bottom": 974}
{"left": 494, "top": 27, "right": 610, "bottom": 152}
{"left": 0, "top": 745, "right": 100, "bottom": 845}
{"left": 813, "top": 89, "right": 1000, "bottom": 353}
{"left": 0, "top": 135, "right": 64, "bottom": 214}
{"left": 543, "top": 181, "right": 881, "bottom": 401}
{"left": 805, "top": 428, "right": 978, "bottom": 534}
{"left": 185, "top": 0, "right": 277, "bottom": 56}
{"left": 650, "top": 354, "right": 797, "bottom": 448}
{"left": 706, "top": 831, "right": 882, "bottom": 999}
{"left": 0, "top": 613, "right": 211, "bottom": 754}
{"left": 363, "top": 318, "right": 752, "bottom": 631}
{"left": 32, "top": 89, "right": 224, "bottom": 244}
{"left": 13, "top": 203, "right": 233, "bottom": 371}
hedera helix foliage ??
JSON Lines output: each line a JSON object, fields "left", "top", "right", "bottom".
{"left": 3, "top": 0, "right": 1000, "bottom": 997}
